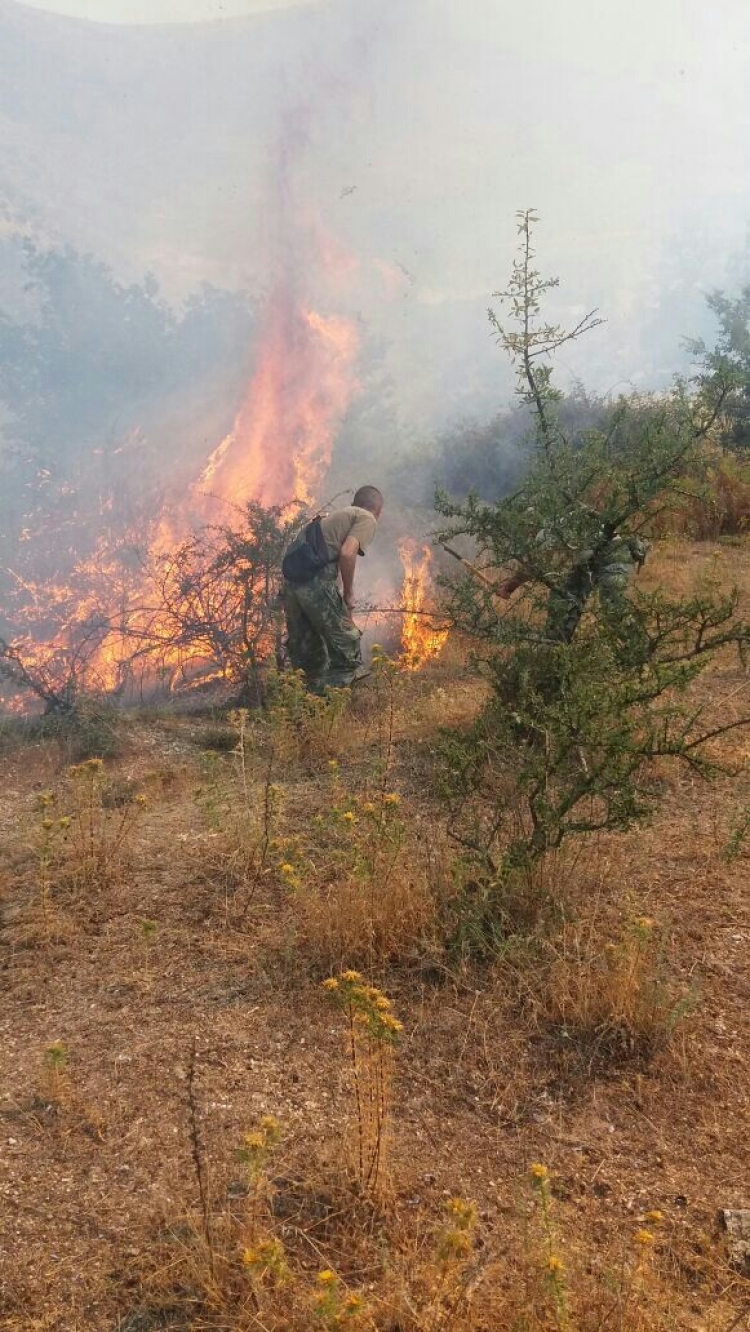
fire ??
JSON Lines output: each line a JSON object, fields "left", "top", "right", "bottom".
{"left": 0, "top": 278, "right": 361, "bottom": 711}
{"left": 196, "top": 286, "right": 359, "bottom": 513}
{"left": 0, "top": 93, "right": 369, "bottom": 716}
{"left": 399, "top": 541, "right": 449, "bottom": 671}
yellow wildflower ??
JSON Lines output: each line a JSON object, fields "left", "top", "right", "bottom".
{"left": 278, "top": 862, "right": 295, "bottom": 876}
{"left": 243, "top": 1248, "right": 259, "bottom": 1266}
{"left": 341, "top": 970, "right": 362, "bottom": 983}
{"left": 322, "top": 977, "right": 339, "bottom": 992}
{"left": 646, "top": 1209, "right": 663, "bottom": 1223}
{"left": 529, "top": 1163, "right": 549, "bottom": 1181}
{"left": 381, "top": 1013, "right": 404, "bottom": 1033}
{"left": 41, "top": 818, "right": 54, "bottom": 831}
{"left": 445, "top": 1197, "right": 476, "bottom": 1225}
{"left": 634, "top": 1229, "right": 655, "bottom": 1246}
{"left": 374, "top": 995, "right": 392, "bottom": 1011}
{"left": 547, "top": 1255, "right": 565, "bottom": 1274}
{"left": 344, "top": 1293, "right": 365, "bottom": 1311}
{"left": 244, "top": 1131, "right": 265, "bottom": 1150}
{"left": 383, "top": 792, "right": 401, "bottom": 806}
{"left": 635, "top": 916, "right": 655, "bottom": 931}
{"left": 318, "top": 1269, "right": 337, "bottom": 1285}
{"left": 342, "top": 810, "right": 356, "bottom": 823}
{"left": 328, "top": 759, "right": 339, "bottom": 770}
{"left": 361, "top": 801, "right": 376, "bottom": 814}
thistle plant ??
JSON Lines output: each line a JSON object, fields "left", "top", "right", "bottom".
{"left": 322, "top": 972, "right": 402, "bottom": 1195}
{"left": 416, "top": 1196, "right": 479, "bottom": 1331}
{"left": 369, "top": 646, "right": 400, "bottom": 795}
{"left": 35, "top": 790, "right": 68, "bottom": 934}
{"left": 266, "top": 667, "right": 350, "bottom": 762}
{"left": 242, "top": 1236, "right": 290, "bottom": 1289}
{"left": 194, "top": 711, "right": 286, "bottom": 914}
{"left": 42, "top": 1041, "right": 71, "bottom": 1109}
{"left": 237, "top": 1113, "right": 282, "bottom": 1245}
{"left": 65, "top": 758, "right": 146, "bottom": 891}
{"left": 529, "top": 1164, "right": 571, "bottom": 1331}
{"left": 313, "top": 1269, "right": 367, "bottom": 1328}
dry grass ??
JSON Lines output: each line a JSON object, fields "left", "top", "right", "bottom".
{"left": 0, "top": 544, "right": 749, "bottom": 1330}
{"left": 528, "top": 909, "right": 695, "bottom": 1073}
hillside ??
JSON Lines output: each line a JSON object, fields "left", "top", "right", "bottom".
{"left": 0, "top": 540, "right": 748, "bottom": 1330}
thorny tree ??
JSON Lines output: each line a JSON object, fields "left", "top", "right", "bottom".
{"left": 437, "top": 211, "right": 750, "bottom": 926}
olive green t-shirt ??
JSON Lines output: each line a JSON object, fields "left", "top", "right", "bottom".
{"left": 320, "top": 506, "right": 378, "bottom": 561}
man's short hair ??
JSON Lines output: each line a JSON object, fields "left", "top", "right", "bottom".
{"left": 352, "top": 485, "right": 383, "bottom": 514}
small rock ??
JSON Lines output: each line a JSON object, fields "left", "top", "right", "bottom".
{"left": 721, "top": 1209, "right": 750, "bottom": 1275}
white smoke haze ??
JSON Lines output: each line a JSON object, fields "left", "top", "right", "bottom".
{"left": 1, "top": 0, "right": 749, "bottom": 692}
{"left": 2, "top": 0, "right": 749, "bottom": 419}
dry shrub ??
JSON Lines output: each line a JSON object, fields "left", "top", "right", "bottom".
{"left": 651, "top": 451, "right": 750, "bottom": 539}
{"left": 266, "top": 668, "right": 352, "bottom": 763}
{"left": 29, "top": 761, "right": 145, "bottom": 938}
{"left": 297, "top": 856, "right": 437, "bottom": 973}
{"left": 120, "top": 1147, "right": 732, "bottom": 1332}
{"left": 533, "top": 912, "right": 694, "bottom": 1071}
{"left": 288, "top": 788, "right": 445, "bottom": 971}
{"left": 116, "top": 989, "right": 732, "bottom": 1332}
{"left": 192, "top": 709, "right": 287, "bottom": 913}
{"left": 63, "top": 757, "right": 146, "bottom": 892}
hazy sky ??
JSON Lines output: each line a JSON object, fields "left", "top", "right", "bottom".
{"left": 19, "top": 0, "right": 318, "bottom": 20}
{"left": 6, "top": 0, "right": 750, "bottom": 422}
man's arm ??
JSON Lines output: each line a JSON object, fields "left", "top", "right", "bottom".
{"left": 338, "top": 534, "right": 360, "bottom": 610}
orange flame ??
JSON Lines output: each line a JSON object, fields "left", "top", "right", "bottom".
{"left": 1, "top": 279, "right": 361, "bottom": 710}
{"left": 399, "top": 541, "right": 449, "bottom": 671}
{"left": 196, "top": 288, "right": 359, "bottom": 513}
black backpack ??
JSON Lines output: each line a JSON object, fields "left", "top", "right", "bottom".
{"left": 281, "top": 517, "right": 335, "bottom": 585}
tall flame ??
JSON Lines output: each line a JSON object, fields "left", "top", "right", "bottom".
{"left": 197, "top": 286, "right": 359, "bottom": 514}
{"left": 399, "top": 541, "right": 449, "bottom": 671}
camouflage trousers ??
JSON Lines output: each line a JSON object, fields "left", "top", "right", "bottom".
{"left": 282, "top": 566, "right": 363, "bottom": 691}
{"left": 546, "top": 561, "right": 633, "bottom": 643}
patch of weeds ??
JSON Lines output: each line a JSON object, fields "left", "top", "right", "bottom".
{"left": 56, "top": 701, "right": 125, "bottom": 762}
{"left": 534, "top": 913, "right": 696, "bottom": 1076}
{"left": 192, "top": 722, "right": 238, "bottom": 753}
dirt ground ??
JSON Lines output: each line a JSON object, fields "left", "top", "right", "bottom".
{"left": 1, "top": 544, "right": 749, "bottom": 1331}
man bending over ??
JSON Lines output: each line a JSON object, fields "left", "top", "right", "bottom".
{"left": 282, "top": 486, "right": 383, "bottom": 692}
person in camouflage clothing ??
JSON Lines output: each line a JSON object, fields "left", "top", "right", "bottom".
{"left": 544, "top": 531, "right": 649, "bottom": 642}
{"left": 498, "top": 524, "right": 649, "bottom": 644}
{"left": 282, "top": 486, "right": 383, "bottom": 691}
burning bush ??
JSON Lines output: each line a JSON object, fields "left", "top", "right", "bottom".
{"left": 125, "top": 501, "right": 304, "bottom": 704}
{"left": 0, "top": 500, "right": 305, "bottom": 715}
